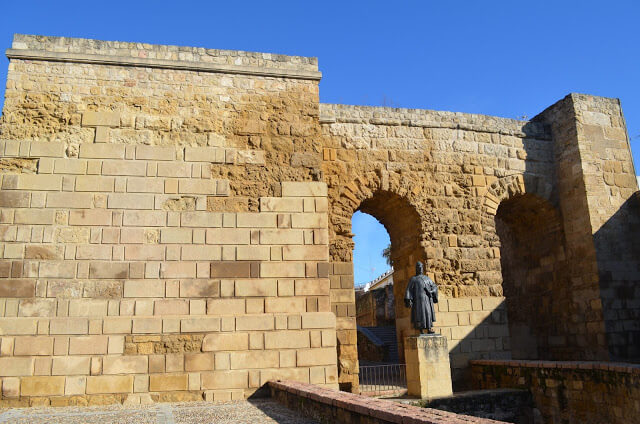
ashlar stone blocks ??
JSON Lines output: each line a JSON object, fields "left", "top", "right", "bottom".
{"left": 0, "top": 128, "right": 336, "bottom": 405}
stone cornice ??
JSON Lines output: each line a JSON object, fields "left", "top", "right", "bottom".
{"left": 6, "top": 48, "right": 322, "bottom": 81}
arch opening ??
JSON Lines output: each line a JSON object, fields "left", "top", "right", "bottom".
{"left": 357, "top": 191, "right": 424, "bottom": 364}
{"left": 352, "top": 211, "right": 397, "bottom": 369}
{"left": 331, "top": 188, "right": 424, "bottom": 392}
{"left": 495, "top": 193, "right": 569, "bottom": 359}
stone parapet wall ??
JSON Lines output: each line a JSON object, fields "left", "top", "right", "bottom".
{"left": 320, "top": 103, "right": 551, "bottom": 139}
{"left": 0, "top": 137, "right": 337, "bottom": 406}
{"left": 471, "top": 359, "right": 640, "bottom": 424}
{"left": 420, "top": 389, "right": 536, "bottom": 423}
{"left": 269, "top": 379, "right": 507, "bottom": 424}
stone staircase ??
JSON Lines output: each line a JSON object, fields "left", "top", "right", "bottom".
{"left": 358, "top": 325, "right": 399, "bottom": 363}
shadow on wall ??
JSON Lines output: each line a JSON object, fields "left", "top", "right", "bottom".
{"left": 438, "top": 297, "right": 511, "bottom": 391}
{"left": 594, "top": 192, "right": 640, "bottom": 361}
{"left": 494, "top": 192, "right": 571, "bottom": 361}
{"left": 423, "top": 122, "right": 559, "bottom": 390}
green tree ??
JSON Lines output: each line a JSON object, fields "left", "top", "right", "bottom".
{"left": 382, "top": 243, "right": 391, "bottom": 266}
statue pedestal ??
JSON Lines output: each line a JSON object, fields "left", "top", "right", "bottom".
{"left": 404, "top": 334, "right": 453, "bottom": 399}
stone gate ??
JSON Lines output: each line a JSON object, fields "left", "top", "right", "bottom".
{"left": 0, "top": 34, "right": 638, "bottom": 405}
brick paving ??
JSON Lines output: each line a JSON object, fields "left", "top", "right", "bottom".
{"left": 0, "top": 400, "right": 319, "bottom": 424}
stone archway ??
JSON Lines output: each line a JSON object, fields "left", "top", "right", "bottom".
{"left": 481, "top": 174, "right": 554, "bottom": 217}
{"left": 481, "top": 175, "right": 572, "bottom": 359}
{"left": 359, "top": 191, "right": 424, "bottom": 362}
{"left": 328, "top": 174, "right": 425, "bottom": 392}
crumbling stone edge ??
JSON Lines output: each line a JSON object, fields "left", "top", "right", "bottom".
{"left": 267, "top": 380, "right": 507, "bottom": 424}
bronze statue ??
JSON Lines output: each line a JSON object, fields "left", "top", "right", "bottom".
{"left": 404, "top": 261, "right": 438, "bottom": 334}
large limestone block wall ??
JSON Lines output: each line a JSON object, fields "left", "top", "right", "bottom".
{"left": 0, "top": 139, "right": 337, "bottom": 406}
{"left": 0, "top": 35, "right": 339, "bottom": 406}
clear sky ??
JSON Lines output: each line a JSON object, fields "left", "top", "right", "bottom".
{"left": 352, "top": 212, "right": 390, "bottom": 287}
{"left": 0, "top": 0, "right": 638, "bottom": 285}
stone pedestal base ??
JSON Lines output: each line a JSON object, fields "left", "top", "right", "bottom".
{"left": 404, "top": 334, "right": 453, "bottom": 399}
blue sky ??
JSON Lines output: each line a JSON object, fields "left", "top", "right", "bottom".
{"left": 352, "top": 212, "right": 390, "bottom": 287}
{"left": 0, "top": 1, "right": 638, "bottom": 285}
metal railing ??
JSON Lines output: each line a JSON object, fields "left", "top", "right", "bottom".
{"left": 359, "top": 363, "right": 407, "bottom": 397}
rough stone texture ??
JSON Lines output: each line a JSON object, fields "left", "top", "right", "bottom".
{"left": 471, "top": 359, "right": 640, "bottom": 424}
{"left": 0, "top": 34, "right": 638, "bottom": 403}
{"left": 321, "top": 95, "right": 635, "bottom": 388}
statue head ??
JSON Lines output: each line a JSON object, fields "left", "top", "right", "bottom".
{"left": 415, "top": 261, "right": 424, "bottom": 275}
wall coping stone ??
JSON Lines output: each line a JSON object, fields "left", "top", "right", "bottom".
{"left": 7, "top": 34, "right": 322, "bottom": 81}
{"left": 268, "top": 380, "right": 508, "bottom": 423}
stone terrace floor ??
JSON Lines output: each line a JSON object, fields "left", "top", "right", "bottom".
{"left": 0, "top": 400, "right": 319, "bottom": 424}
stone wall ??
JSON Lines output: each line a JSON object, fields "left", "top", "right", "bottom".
{"left": 0, "top": 34, "right": 338, "bottom": 406}
{"left": 1, "top": 34, "right": 322, "bottom": 156}
{"left": 434, "top": 297, "right": 509, "bottom": 385}
{"left": 355, "top": 285, "right": 394, "bottom": 328}
{"left": 494, "top": 193, "right": 571, "bottom": 359}
{"left": 533, "top": 94, "right": 637, "bottom": 362}
{"left": 320, "top": 104, "right": 559, "bottom": 389}
{"left": 0, "top": 138, "right": 337, "bottom": 406}
{"left": 567, "top": 95, "right": 639, "bottom": 361}
{"left": 0, "top": 34, "right": 638, "bottom": 401}
{"left": 355, "top": 290, "right": 377, "bottom": 327}
{"left": 420, "top": 388, "right": 537, "bottom": 424}
{"left": 471, "top": 359, "right": 640, "bottom": 424}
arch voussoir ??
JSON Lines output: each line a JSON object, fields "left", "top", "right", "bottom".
{"left": 483, "top": 174, "right": 554, "bottom": 216}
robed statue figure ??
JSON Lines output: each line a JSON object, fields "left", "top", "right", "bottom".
{"left": 404, "top": 261, "right": 438, "bottom": 334}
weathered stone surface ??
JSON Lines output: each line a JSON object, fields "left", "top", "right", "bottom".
{"left": 0, "top": 280, "right": 35, "bottom": 297}
{"left": 14, "top": 336, "right": 54, "bottom": 356}
{"left": 405, "top": 334, "right": 453, "bottom": 399}
{"left": 149, "top": 374, "right": 188, "bottom": 392}
{"left": 202, "top": 333, "right": 249, "bottom": 352}
{"left": 21, "top": 377, "right": 65, "bottom": 396}
{"left": 86, "top": 376, "right": 134, "bottom": 394}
